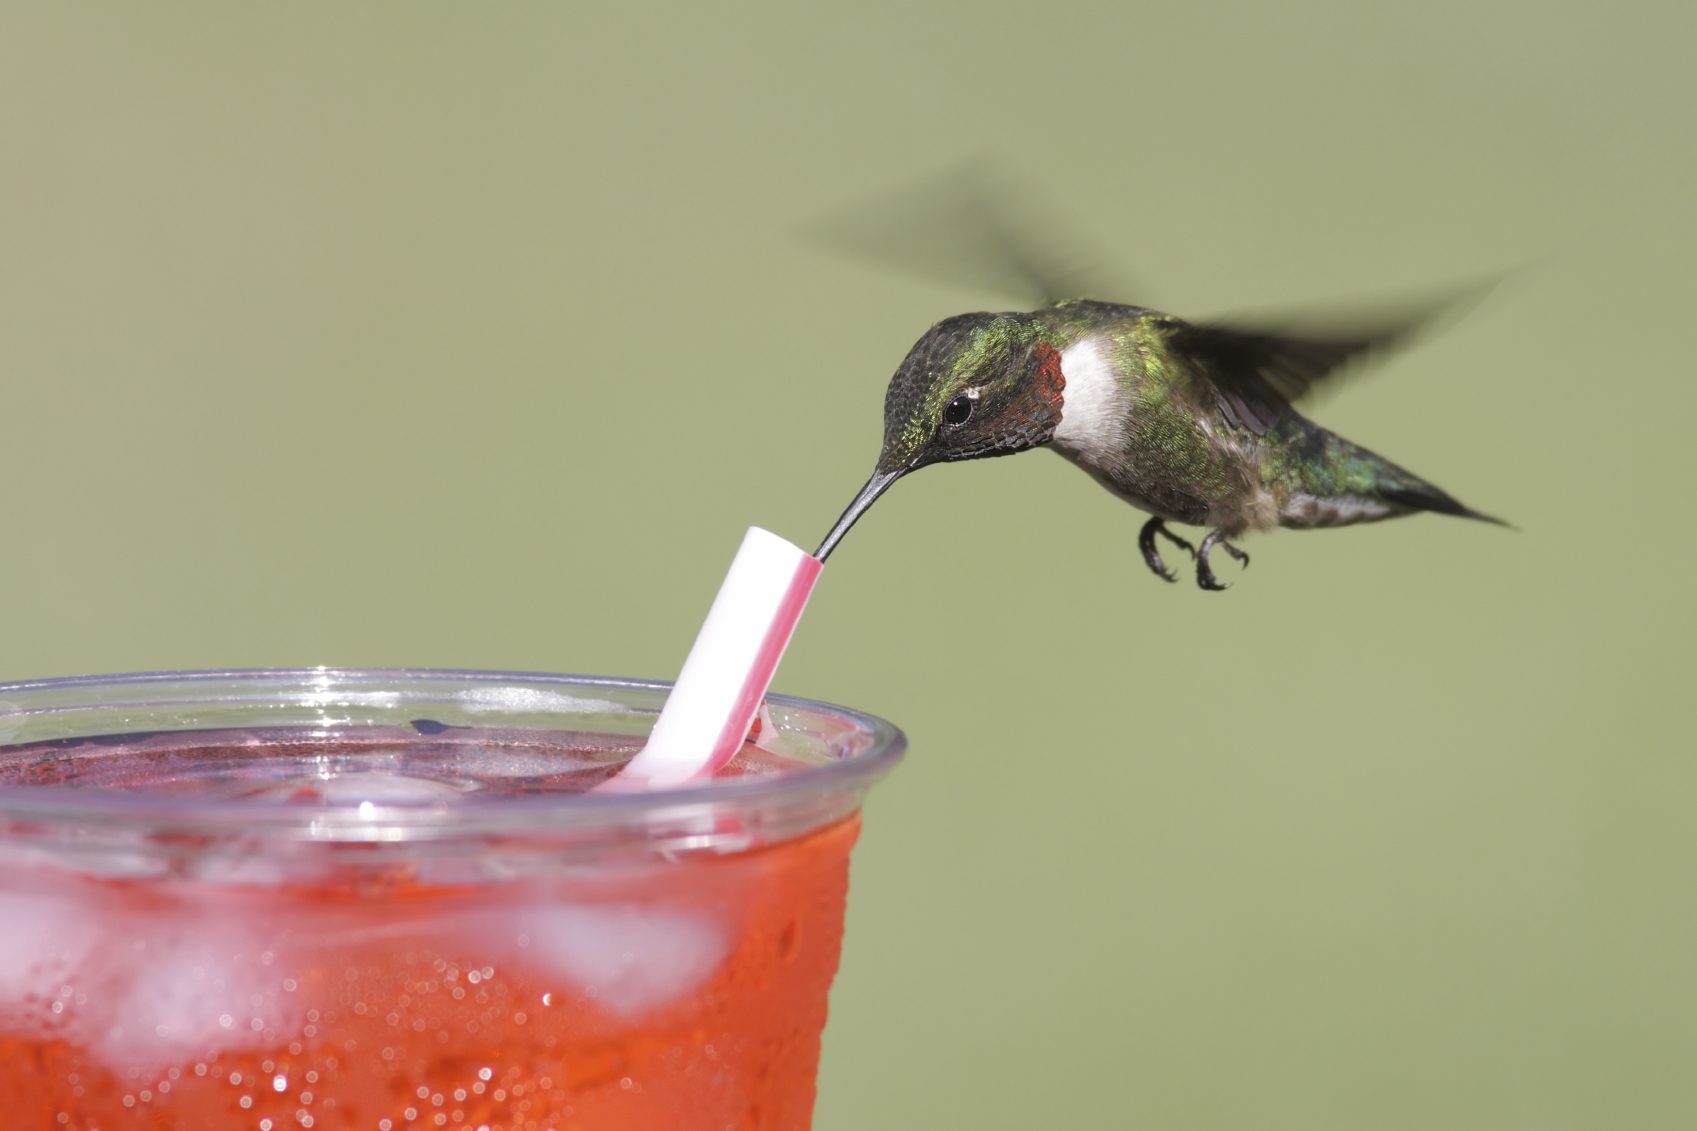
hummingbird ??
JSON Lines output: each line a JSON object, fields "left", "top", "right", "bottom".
{"left": 814, "top": 296, "right": 1505, "bottom": 589}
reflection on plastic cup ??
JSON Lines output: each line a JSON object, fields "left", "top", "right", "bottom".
{"left": 0, "top": 669, "right": 903, "bottom": 1129}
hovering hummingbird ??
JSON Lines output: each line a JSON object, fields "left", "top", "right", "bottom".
{"left": 814, "top": 296, "right": 1505, "bottom": 589}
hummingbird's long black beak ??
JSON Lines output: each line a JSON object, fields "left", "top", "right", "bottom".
{"left": 815, "top": 468, "right": 904, "bottom": 561}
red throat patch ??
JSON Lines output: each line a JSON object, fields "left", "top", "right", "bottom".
{"left": 996, "top": 341, "right": 1068, "bottom": 450}
{"left": 1033, "top": 343, "right": 1067, "bottom": 409}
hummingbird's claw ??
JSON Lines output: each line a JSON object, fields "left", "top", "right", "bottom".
{"left": 1138, "top": 518, "right": 1197, "bottom": 584}
{"left": 1195, "top": 530, "right": 1249, "bottom": 592}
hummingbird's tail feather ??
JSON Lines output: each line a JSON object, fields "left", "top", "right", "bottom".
{"left": 1376, "top": 481, "right": 1511, "bottom": 527}
{"left": 1273, "top": 421, "right": 1509, "bottom": 530}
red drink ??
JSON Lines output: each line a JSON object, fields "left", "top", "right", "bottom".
{"left": 0, "top": 671, "right": 903, "bottom": 1131}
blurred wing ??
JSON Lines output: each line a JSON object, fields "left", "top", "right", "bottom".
{"left": 803, "top": 160, "right": 1143, "bottom": 308}
{"left": 1171, "top": 284, "right": 1492, "bottom": 435}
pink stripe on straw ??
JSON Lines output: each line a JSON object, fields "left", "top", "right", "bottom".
{"left": 708, "top": 553, "right": 822, "bottom": 770}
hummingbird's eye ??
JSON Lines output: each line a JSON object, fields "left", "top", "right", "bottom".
{"left": 943, "top": 394, "right": 974, "bottom": 427}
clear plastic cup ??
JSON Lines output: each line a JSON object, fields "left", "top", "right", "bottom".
{"left": 0, "top": 669, "right": 904, "bottom": 1130}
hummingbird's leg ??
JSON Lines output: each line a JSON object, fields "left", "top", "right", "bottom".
{"left": 1137, "top": 517, "right": 1196, "bottom": 584}
{"left": 1195, "top": 530, "right": 1251, "bottom": 592}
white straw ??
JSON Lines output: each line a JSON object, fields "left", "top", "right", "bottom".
{"left": 610, "top": 527, "right": 822, "bottom": 789}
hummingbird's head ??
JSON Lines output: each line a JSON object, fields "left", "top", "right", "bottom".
{"left": 874, "top": 312, "right": 1066, "bottom": 475}
{"left": 815, "top": 312, "right": 1066, "bottom": 559}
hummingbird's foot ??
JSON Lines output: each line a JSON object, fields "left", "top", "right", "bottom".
{"left": 1195, "top": 530, "right": 1250, "bottom": 591}
{"left": 1138, "top": 518, "right": 1197, "bottom": 583}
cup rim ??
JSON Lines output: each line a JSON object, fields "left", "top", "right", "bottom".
{"left": 0, "top": 667, "right": 907, "bottom": 840}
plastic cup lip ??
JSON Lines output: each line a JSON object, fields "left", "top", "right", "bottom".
{"left": 0, "top": 667, "right": 907, "bottom": 839}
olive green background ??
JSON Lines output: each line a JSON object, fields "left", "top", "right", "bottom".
{"left": 2, "top": 4, "right": 1692, "bottom": 1128}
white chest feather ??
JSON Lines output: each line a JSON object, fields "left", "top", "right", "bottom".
{"left": 1053, "top": 337, "right": 1129, "bottom": 463}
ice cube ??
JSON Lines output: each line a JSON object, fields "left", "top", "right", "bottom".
{"left": 0, "top": 889, "right": 105, "bottom": 1032}
{"left": 490, "top": 903, "right": 730, "bottom": 1017}
{"left": 237, "top": 770, "right": 469, "bottom": 805}
{"left": 306, "top": 771, "right": 469, "bottom": 804}
{"left": 82, "top": 916, "right": 305, "bottom": 1074}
